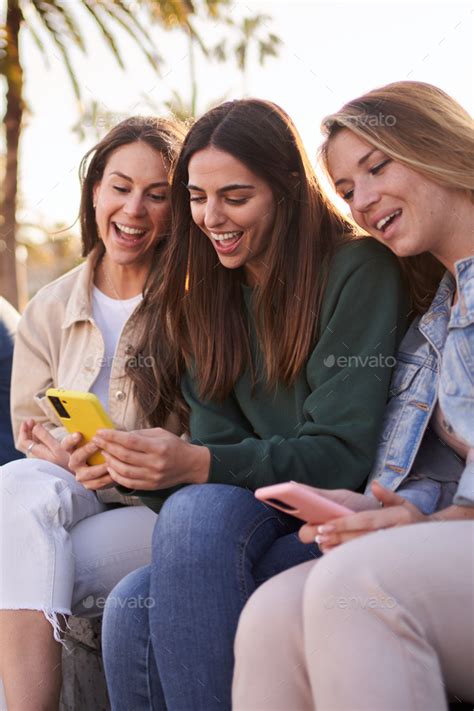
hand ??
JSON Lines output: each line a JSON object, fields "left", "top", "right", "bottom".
{"left": 68, "top": 440, "right": 115, "bottom": 490}
{"left": 91, "top": 428, "right": 211, "bottom": 490}
{"left": 18, "top": 420, "right": 80, "bottom": 471}
{"left": 299, "top": 480, "right": 427, "bottom": 553}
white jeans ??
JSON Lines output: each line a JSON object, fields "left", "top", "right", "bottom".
{"left": 0, "top": 458, "right": 158, "bottom": 639}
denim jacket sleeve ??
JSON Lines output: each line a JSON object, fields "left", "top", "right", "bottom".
{"left": 438, "top": 256, "right": 474, "bottom": 506}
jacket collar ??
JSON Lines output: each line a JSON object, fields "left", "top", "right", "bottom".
{"left": 62, "top": 246, "right": 103, "bottom": 329}
{"left": 452, "top": 256, "right": 474, "bottom": 325}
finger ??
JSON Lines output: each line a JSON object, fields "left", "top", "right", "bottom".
{"left": 18, "top": 421, "right": 35, "bottom": 446}
{"left": 102, "top": 452, "right": 153, "bottom": 479}
{"left": 81, "top": 474, "right": 115, "bottom": 490}
{"left": 94, "top": 439, "right": 152, "bottom": 465}
{"left": 107, "top": 466, "right": 160, "bottom": 491}
{"left": 371, "top": 480, "right": 405, "bottom": 507}
{"left": 94, "top": 429, "right": 153, "bottom": 453}
{"left": 316, "top": 509, "right": 392, "bottom": 535}
{"left": 32, "top": 423, "right": 61, "bottom": 451}
{"left": 61, "top": 432, "right": 82, "bottom": 452}
{"left": 133, "top": 428, "right": 168, "bottom": 439}
{"left": 317, "top": 529, "right": 366, "bottom": 549}
{"left": 69, "top": 441, "right": 101, "bottom": 468}
{"left": 23, "top": 418, "right": 36, "bottom": 433}
{"left": 298, "top": 523, "right": 319, "bottom": 544}
{"left": 75, "top": 463, "right": 110, "bottom": 483}
{"left": 26, "top": 443, "right": 51, "bottom": 460}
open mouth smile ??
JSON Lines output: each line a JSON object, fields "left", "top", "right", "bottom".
{"left": 374, "top": 209, "right": 402, "bottom": 233}
{"left": 210, "top": 231, "right": 244, "bottom": 255}
{"left": 113, "top": 222, "right": 148, "bottom": 244}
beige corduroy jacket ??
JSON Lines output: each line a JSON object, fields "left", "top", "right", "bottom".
{"left": 11, "top": 247, "right": 180, "bottom": 503}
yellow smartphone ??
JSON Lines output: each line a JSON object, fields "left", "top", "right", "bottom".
{"left": 46, "top": 388, "right": 114, "bottom": 465}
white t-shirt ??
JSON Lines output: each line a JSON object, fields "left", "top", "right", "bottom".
{"left": 90, "top": 287, "right": 142, "bottom": 411}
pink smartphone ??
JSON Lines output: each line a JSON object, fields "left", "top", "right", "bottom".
{"left": 255, "top": 481, "right": 353, "bottom": 523}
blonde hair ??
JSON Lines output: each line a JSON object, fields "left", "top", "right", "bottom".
{"left": 320, "top": 81, "right": 474, "bottom": 192}
{"left": 319, "top": 81, "right": 474, "bottom": 314}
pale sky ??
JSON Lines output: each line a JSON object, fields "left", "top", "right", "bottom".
{"left": 9, "top": 0, "right": 474, "bottom": 237}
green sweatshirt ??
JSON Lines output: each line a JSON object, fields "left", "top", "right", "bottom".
{"left": 139, "top": 238, "right": 409, "bottom": 511}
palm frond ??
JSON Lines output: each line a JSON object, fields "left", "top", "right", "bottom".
{"left": 32, "top": 2, "right": 81, "bottom": 99}
{"left": 36, "top": 0, "right": 85, "bottom": 51}
{"left": 98, "top": 0, "right": 161, "bottom": 70}
{"left": 80, "top": 0, "right": 125, "bottom": 69}
{"left": 20, "top": 16, "right": 49, "bottom": 66}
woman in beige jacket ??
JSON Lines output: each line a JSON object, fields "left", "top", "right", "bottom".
{"left": 0, "top": 116, "right": 185, "bottom": 710}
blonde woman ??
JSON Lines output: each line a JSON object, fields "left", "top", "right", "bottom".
{"left": 233, "top": 81, "right": 474, "bottom": 710}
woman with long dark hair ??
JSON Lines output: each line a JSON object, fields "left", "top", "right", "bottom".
{"left": 99, "top": 98, "right": 410, "bottom": 710}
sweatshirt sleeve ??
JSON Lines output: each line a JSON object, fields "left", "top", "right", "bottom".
{"left": 184, "top": 247, "right": 410, "bottom": 492}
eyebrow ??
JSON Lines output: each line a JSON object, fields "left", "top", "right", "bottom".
{"left": 334, "top": 149, "right": 378, "bottom": 188}
{"left": 186, "top": 183, "right": 256, "bottom": 192}
{"left": 110, "top": 171, "right": 169, "bottom": 189}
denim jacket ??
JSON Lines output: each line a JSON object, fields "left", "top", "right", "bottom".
{"left": 438, "top": 257, "right": 474, "bottom": 506}
{"left": 365, "top": 256, "right": 474, "bottom": 513}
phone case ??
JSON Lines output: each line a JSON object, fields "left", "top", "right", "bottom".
{"left": 46, "top": 388, "right": 115, "bottom": 466}
{"left": 255, "top": 481, "right": 352, "bottom": 523}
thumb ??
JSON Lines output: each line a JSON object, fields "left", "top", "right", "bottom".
{"left": 371, "top": 480, "right": 405, "bottom": 508}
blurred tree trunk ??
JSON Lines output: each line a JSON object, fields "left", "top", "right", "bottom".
{"left": 1, "top": 0, "right": 23, "bottom": 309}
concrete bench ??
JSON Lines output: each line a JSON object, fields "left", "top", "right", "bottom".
{"left": 60, "top": 617, "right": 110, "bottom": 711}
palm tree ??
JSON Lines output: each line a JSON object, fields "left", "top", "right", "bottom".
{"left": 212, "top": 13, "right": 282, "bottom": 94}
{"left": 0, "top": 0, "right": 227, "bottom": 307}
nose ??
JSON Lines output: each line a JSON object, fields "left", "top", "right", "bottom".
{"left": 124, "top": 192, "right": 146, "bottom": 217}
{"left": 203, "top": 199, "right": 226, "bottom": 230}
{"left": 351, "top": 181, "right": 380, "bottom": 213}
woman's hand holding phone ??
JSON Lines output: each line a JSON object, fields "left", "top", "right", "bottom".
{"left": 68, "top": 440, "right": 115, "bottom": 490}
{"left": 91, "top": 427, "right": 210, "bottom": 490}
{"left": 18, "top": 419, "right": 81, "bottom": 471}
{"left": 299, "top": 481, "right": 426, "bottom": 553}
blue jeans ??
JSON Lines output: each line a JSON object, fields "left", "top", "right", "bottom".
{"left": 102, "top": 484, "right": 320, "bottom": 710}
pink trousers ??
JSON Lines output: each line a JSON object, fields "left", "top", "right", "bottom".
{"left": 233, "top": 521, "right": 474, "bottom": 711}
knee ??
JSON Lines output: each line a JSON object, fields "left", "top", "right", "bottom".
{"left": 0, "top": 459, "right": 64, "bottom": 520}
{"left": 153, "top": 483, "right": 259, "bottom": 552}
{"left": 235, "top": 576, "right": 289, "bottom": 656}
{"left": 303, "top": 536, "right": 394, "bottom": 625}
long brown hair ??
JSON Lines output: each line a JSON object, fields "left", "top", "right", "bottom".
{"left": 320, "top": 81, "right": 474, "bottom": 314}
{"left": 152, "top": 99, "right": 355, "bottom": 402}
{"left": 79, "top": 116, "right": 188, "bottom": 427}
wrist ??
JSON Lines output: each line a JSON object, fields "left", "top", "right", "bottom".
{"left": 189, "top": 444, "right": 211, "bottom": 484}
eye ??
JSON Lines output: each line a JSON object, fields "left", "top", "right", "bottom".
{"left": 225, "top": 197, "right": 248, "bottom": 205}
{"left": 149, "top": 193, "right": 167, "bottom": 202}
{"left": 341, "top": 189, "right": 354, "bottom": 202}
{"left": 189, "top": 196, "right": 206, "bottom": 203}
{"left": 370, "top": 158, "right": 391, "bottom": 175}
{"left": 113, "top": 185, "right": 128, "bottom": 193}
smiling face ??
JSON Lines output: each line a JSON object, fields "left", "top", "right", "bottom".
{"left": 93, "top": 141, "right": 170, "bottom": 269}
{"left": 187, "top": 146, "right": 277, "bottom": 286}
{"left": 326, "top": 129, "right": 462, "bottom": 259}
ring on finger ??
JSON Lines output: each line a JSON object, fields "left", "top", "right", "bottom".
{"left": 27, "top": 442, "right": 36, "bottom": 456}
